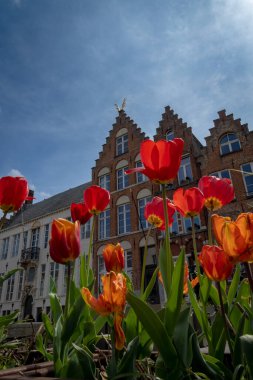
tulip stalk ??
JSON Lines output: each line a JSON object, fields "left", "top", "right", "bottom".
{"left": 161, "top": 184, "right": 173, "bottom": 294}
{"left": 190, "top": 216, "right": 202, "bottom": 287}
{"left": 64, "top": 262, "right": 72, "bottom": 318}
{"left": 87, "top": 216, "right": 95, "bottom": 273}
{"left": 217, "top": 281, "right": 234, "bottom": 358}
{"left": 140, "top": 226, "right": 152, "bottom": 295}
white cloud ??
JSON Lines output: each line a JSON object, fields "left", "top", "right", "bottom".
{"left": 8, "top": 169, "right": 25, "bottom": 177}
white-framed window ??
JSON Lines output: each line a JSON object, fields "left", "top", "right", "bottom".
{"left": 136, "top": 161, "right": 148, "bottom": 183}
{"left": 138, "top": 197, "right": 152, "bottom": 230}
{"left": 1, "top": 238, "right": 9, "bottom": 260}
{"left": 178, "top": 156, "right": 193, "bottom": 184}
{"left": 31, "top": 228, "right": 40, "bottom": 248}
{"left": 241, "top": 162, "right": 253, "bottom": 196}
{"left": 118, "top": 204, "right": 131, "bottom": 234}
{"left": 99, "top": 209, "right": 110, "bottom": 240}
{"left": 81, "top": 219, "right": 91, "bottom": 239}
{"left": 6, "top": 274, "right": 15, "bottom": 301}
{"left": 44, "top": 224, "right": 49, "bottom": 248}
{"left": 98, "top": 255, "right": 106, "bottom": 291}
{"left": 165, "top": 130, "right": 174, "bottom": 141}
{"left": 125, "top": 250, "right": 133, "bottom": 279}
{"left": 17, "top": 270, "right": 24, "bottom": 300}
{"left": 27, "top": 267, "right": 35, "bottom": 283}
{"left": 116, "top": 133, "right": 128, "bottom": 155}
{"left": 0, "top": 272, "right": 4, "bottom": 301}
{"left": 210, "top": 169, "right": 231, "bottom": 180}
{"left": 23, "top": 231, "right": 28, "bottom": 249}
{"left": 39, "top": 264, "right": 46, "bottom": 297}
{"left": 50, "top": 262, "right": 59, "bottom": 288}
{"left": 220, "top": 133, "right": 241, "bottom": 155}
{"left": 117, "top": 167, "right": 129, "bottom": 190}
{"left": 99, "top": 174, "right": 110, "bottom": 191}
{"left": 170, "top": 213, "right": 201, "bottom": 235}
{"left": 12, "top": 233, "right": 20, "bottom": 257}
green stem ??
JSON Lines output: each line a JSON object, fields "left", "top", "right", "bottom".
{"left": 191, "top": 216, "right": 202, "bottom": 287}
{"left": 217, "top": 281, "right": 234, "bottom": 358}
{"left": 208, "top": 210, "right": 213, "bottom": 245}
{"left": 87, "top": 216, "right": 95, "bottom": 273}
{"left": 161, "top": 184, "right": 173, "bottom": 295}
{"left": 140, "top": 227, "right": 152, "bottom": 295}
{"left": 64, "top": 262, "right": 71, "bottom": 318}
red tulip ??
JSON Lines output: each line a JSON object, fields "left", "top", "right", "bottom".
{"left": 0, "top": 176, "right": 29, "bottom": 213}
{"left": 71, "top": 202, "right": 92, "bottom": 225}
{"left": 126, "top": 139, "right": 184, "bottom": 184}
{"left": 198, "top": 245, "right": 234, "bottom": 281}
{"left": 144, "top": 196, "right": 175, "bottom": 230}
{"left": 173, "top": 187, "right": 204, "bottom": 217}
{"left": 198, "top": 176, "right": 234, "bottom": 211}
{"left": 103, "top": 243, "right": 124, "bottom": 273}
{"left": 49, "top": 218, "right": 80, "bottom": 264}
{"left": 81, "top": 272, "right": 127, "bottom": 350}
{"left": 84, "top": 185, "right": 110, "bottom": 215}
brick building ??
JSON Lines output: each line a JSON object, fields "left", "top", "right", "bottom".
{"left": 0, "top": 105, "right": 252, "bottom": 317}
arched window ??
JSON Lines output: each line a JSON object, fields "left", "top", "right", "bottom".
{"left": 220, "top": 133, "right": 241, "bottom": 155}
{"left": 165, "top": 130, "right": 174, "bottom": 141}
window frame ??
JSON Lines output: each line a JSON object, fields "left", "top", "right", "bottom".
{"left": 241, "top": 162, "right": 253, "bottom": 196}
{"left": 1, "top": 238, "right": 9, "bottom": 260}
{"left": 177, "top": 156, "right": 193, "bottom": 184}
{"left": 118, "top": 203, "right": 131, "bottom": 235}
{"left": 116, "top": 133, "right": 128, "bottom": 156}
{"left": 219, "top": 133, "right": 241, "bottom": 155}
{"left": 98, "top": 209, "right": 110, "bottom": 240}
{"left": 135, "top": 161, "right": 148, "bottom": 183}
{"left": 138, "top": 196, "right": 152, "bottom": 230}
{"left": 99, "top": 173, "right": 110, "bottom": 191}
{"left": 165, "top": 130, "right": 174, "bottom": 141}
{"left": 12, "top": 233, "right": 20, "bottom": 257}
{"left": 117, "top": 167, "right": 129, "bottom": 190}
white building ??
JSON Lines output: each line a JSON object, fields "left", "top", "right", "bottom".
{"left": 0, "top": 182, "right": 91, "bottom": 321}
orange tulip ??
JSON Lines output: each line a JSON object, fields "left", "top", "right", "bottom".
{"left": 126, "top": 139, "right": 184, "bottom": 184}
{"left": 144, "top": 196, "right": 175, "bottom": 230}
{"left": 81, "top": 272, "right": 127, "bottom": 350}
{"left": 103, "top": 243, "right": 124, "bottom": 273}
{"left": 0, "top": 176, "right": 30, "bottom": 213}
{"left": 71, "top": 202, "right": 92, "bottom": 225}
{"left": 84, "top": 185, "right": 110, "bottom": 215}
{"left": 198, "top": 245, "right": 234, "bottom": 281}
{"left": 212, "top": 213, "right": 253, "bottom": 263}
{"left": 173, "top": 187, "right": 204, "bottom": 217}
{"left": 49, "top": 218, "right": 80, "bottom": 264}
{"left": 198, "top": 176, "right": 234, "bottom": 211}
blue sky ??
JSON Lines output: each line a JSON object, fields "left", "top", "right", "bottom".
{"left": 1, "top": 0, "right": 253, "bottom": 202}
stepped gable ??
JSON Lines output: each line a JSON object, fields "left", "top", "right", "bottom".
{"left": 154, "top": 105, "right": 203, "bottom": 156}
{"left": 92, "top": 109, "right": 147, "bottom": 178}
{"left": 4, "top": 181, "right": 91, "bottom": 229}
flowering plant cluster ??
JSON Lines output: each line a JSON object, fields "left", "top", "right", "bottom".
{"left": 1, "top": 137, "right": 253, "bottom": 379}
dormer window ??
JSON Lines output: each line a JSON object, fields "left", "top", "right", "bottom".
{"left": 165, "top": 130, "right": 174, "bottom": 141}
{"left": 220, "top": 133, "right": 241, "bottom": 155}
{"left": 116, "top": 133, "right": 128, "bottom": 155}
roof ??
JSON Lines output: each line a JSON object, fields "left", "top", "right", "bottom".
{"left": 3, "top": 181, "right": 91, "bottom": 230}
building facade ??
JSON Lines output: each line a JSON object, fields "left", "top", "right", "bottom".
{"left": 0, "top": 106, "right": 253, "bottom": 318}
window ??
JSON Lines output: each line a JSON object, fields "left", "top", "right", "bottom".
{"left": 166, "top": 130, "right": 174, "bottom": 141}
{"left": 6, "top": 274, "right": 15, "bottom": 301}
{"left": 170, "top": 213, "right": 201, "bottom": 235}
{"left": 138, "top": 197, "right": 152, "bottom": 230}
{"left": 98, "top": 255, "right": 106, "bottom": 290}
{"left": 31, "top": 228, "right": 40, "bottom": 248}
{"left": 99, "top": 209, "right": 110, "bottom": 239}
{"left": 28, "top": 267, "right": 35, "bottom": 282}
{"left": 12, "top": 234, "right": 20, "bottom": 257}
{"left": 117, "top": 167, "right": 129, "bottom": 190}
{"left": 99, "top": 174, "right": 110, "bottom": 191}
{"left": 17, "top": 270, "right": 24, "bottom": 300}
{"left": 116, "top": 134, "right": 128, "bottom": 155}
{"left": 50, "top": 262, "right": 59, "bottom": 288}
{"left": 241, "top": 162, "right": 253, "bottom": 196}
{"left": 118, "top": 204, "right": 131, "bottom": 234}
{"left": 125, "top": 251, "right": 133, "bottom": 279}
{"left": 220, "top": 133, "right": 241, "bottom": 155}
{"left": 136, "top": 161, "right": 147, "bottom": 183}
{"left": 44, "top": 224, "right": 49, "bottom": 248}
{"left": 1, "top": 238, "right": 9, "bottom": 260}
{"left": 81, "top": 219, "right": 91, "bottom": 239}
{"left": 0, "top": 272, "right": 4, "bottom": 301}
{"left": 39, "top": 264, "right": 46, "bottom": 297}
{"left": 23, "top": 231, "right": 28, "bottom": 249}
{"left": 211, "top": 169, "right": 231, "bottom": 179}
{"left": 178, "top": 156, "right": 193, "bottom": 184}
